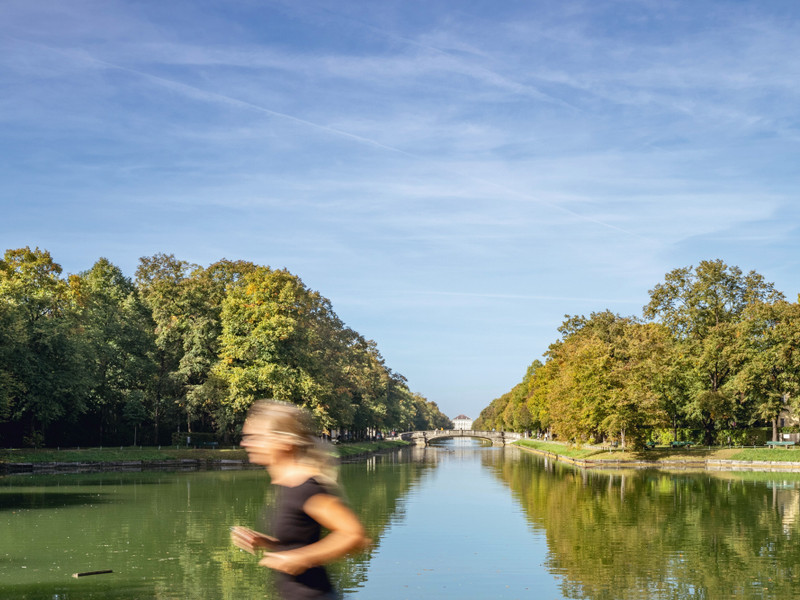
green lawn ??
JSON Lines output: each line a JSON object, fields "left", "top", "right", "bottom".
{"left": 335, "top": 440, "right": 409, "bottom": 458}
{"left": 0, "top": 446, "right": 246, "bottom": 464}
{"left": 727, "top": 447, "right": 800, "bottom": 462}
{"left": 0, "top": 440, "right": 408, "bottom": 465}
{"left": 514, "top": 440, "right": 606, "bottom": 460}
{"left": 3, "top": 440, "right": 793, "bottom": 468}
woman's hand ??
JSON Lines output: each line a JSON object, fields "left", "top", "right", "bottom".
{"left": 230, "top": 526, "right": 277, "bottom": 555}
{"left": 259, "top": 551, "right": 313, "bottom": 576}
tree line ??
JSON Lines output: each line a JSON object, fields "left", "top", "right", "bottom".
{"left": 0, "top": 247, "right": 451, "bottom": 447}
{"left": 474, "top": 260, "right": 800, "bottom": 448}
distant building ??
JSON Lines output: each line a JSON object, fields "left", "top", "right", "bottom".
{"left": 453, "top": 414, "right": 472, "bottom": 430}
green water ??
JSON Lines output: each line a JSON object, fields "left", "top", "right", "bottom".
{"left": 2, "top": 440, "right": 800, "bottom": 599}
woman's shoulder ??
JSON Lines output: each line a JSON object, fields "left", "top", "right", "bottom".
{"left": 278, "top": 467, "right": 339, "bottom": 497}
{"left": 302, "top": 476, "right": 339, "bottom": 496}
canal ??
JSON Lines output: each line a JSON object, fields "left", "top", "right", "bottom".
{"left": 2, "top": 438, "right": 800, "bottom": 599}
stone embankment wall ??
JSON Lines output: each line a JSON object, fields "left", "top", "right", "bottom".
{"left": 1, "top": 459, "right": 255, "bottom": 475}
{"left": 516, "top": 445, "right": 800, "bottom": 472}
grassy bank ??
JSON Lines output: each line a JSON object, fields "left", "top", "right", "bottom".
{"left": 0, "top": 440, "right": 408, "bottom": 465}
{"left": 335, "top": 440, "right": 408, "bottom": 458}
{"left": 514, "top": 439, "right": 800, "bottom": 463}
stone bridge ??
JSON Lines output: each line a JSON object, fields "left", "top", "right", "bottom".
{"left": 398, "top": 429, "right": 523, "bottom": 447}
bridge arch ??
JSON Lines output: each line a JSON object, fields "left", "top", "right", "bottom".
{"left": 397, "top": 429, "right": 522, "bottom": 447}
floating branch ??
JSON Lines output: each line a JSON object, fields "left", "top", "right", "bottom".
{"left": 72, "top": 569, "right": 113, "bottom": 578}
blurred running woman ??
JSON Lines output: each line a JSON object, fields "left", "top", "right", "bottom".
{"left": 231, "top": 400, "right": 369, "bottom": 599}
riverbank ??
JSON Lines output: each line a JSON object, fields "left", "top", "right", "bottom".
{"left": 0, "top": 440, "right": 409, "bottom": 474}
{"left": 514, "top": 439, "right": 800, "bottom": 471}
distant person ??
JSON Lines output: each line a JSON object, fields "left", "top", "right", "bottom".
{"left": 231, "top": 400, "right": 369, "bottom": 599}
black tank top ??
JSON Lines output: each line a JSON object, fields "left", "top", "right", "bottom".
{"left": 271, "top": 477, "right": 335, "bottom": 599}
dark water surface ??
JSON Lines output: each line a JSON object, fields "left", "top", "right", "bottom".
{"left": 2, "top": 439, "right": 800, "bottom": 599}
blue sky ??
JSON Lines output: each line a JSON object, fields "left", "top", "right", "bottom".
{"left": 2, "top": 0, "right": 800, "bottom": 420}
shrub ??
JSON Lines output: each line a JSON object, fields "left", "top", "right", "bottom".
{"left": 23, "top": 431, "right": 45, "bottom": 448}
{"left": 170, "top": 431, "right": 220, "bottom": 446}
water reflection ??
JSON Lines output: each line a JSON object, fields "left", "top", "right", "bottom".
{"left": 485, "top": 450, "right": 800, "bottom": 599}
{"left": 0, "top": 450, "right": 434, "bottom": 600}
{"left": 328, "top": 447, "right": 435, "bottom": 594}
{"left": 5, "top": 443, "right": 800, "bottom": 600}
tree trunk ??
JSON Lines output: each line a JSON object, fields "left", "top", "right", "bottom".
{"left": 773, "top": 417, "right": 779, "bottom": 442}
{"left": 703, "top": 416, "right": 715, "bottom": 446}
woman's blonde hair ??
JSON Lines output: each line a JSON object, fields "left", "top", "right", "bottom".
{"left": 246, "top": 399, "right": 339, "bottom": 486}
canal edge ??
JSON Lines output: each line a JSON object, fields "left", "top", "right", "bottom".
{"left": 0, "top": 444, "right": 411, "bottom": 475}
{"left": 513, "top": 443, "right": 800, "bottom": 472}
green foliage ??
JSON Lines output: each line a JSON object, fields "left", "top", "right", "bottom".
{"left": 477, "top": 260, "right": 800, "bottom": 450}
{"left": 213, "top": 266, "right": 449, "bottom": 436}
{"left": 730, "top": 300, "right": 800, "bottom": 440}
{"left": 215, "top": 267, "right": 364, "bottom": 428}
{"left": 644, "top": 259, "right": 784, "bottom": 444}
{"left": 0, "top": 247, "right": 441, "bottom": 448}
{"left": 74, "top": 258, "right": 157, "bottom": 445}
{"left": 22, "top": 431, "right": 45, "bottom": 449}
{"left": 475, "top": 360, "right": 541, "bottom": 432}
{"left": 0, "top": 247, "right": 88, "bottom": 442}
{"left": 408, "top": 394, "right": 452, "bottom": 430}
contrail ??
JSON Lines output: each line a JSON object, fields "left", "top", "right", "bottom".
{"left": 1, "top": 34, "right": 416, "bottom": 160}
{"left": 4, "top": 33, "right": 646, "bottom": 240}
{"left": 275, "top": 0, "right": 582, "bottom": 111}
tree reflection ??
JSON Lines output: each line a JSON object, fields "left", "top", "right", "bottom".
{"left": 0, "top": 451, "right": 433, "bottom": 600}
{"left": 485, "top": 451, "right": 800, "bottom": 599}
{"left": 328, "top": 448, "right": 434, "bottom": 593}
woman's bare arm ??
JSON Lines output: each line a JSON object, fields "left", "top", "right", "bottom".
{"left": 231, "top": 526, "right": 278, "bottom": 555}
{"left": 259, "top": 494, "right": 369, "bottom": 575}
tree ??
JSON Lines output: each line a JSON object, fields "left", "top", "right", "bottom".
{"left": 408, "top": 394, "right": 451, "bottom": 430}
{"left": 175, "top": 259, "right": 255, "bottom": 434}
{"left": 635, "top": 323, "right": 688, "bottom": 442}
{"left": 543, "top": 311, "right": 640, "bottom": 445}
{"left": 216, "top": 267, "right": 349, "bottom": 430}
{"left": 73, "top": 258, "right": 156, "bottom": 445}
{"left": 135, "top": 253, "right": 193, "bottom": 443}
{"left": 491, "top": 313, "right": 676, "bottom": 448}
{"left": 0, "top": 299, "right": 24, "bottom": 423}
{"left": 498, "top": 361, "right": 540, "bottom": 433}
{"left": 474, "top": 394, "right": 510, "bottom": 431}
{"left": 136, "top": 256, "right": 257, "bottom": 440}
{"left": 604, "top": 322, "right": 675, "bottom": 448}
{"left": 0, "top": 247, "right": 433, "bottom": 447}
{"left": 385, "top": 372, "right": 415, "bottom": 432}
{"left": 643, "top": 260, "right": 783, "bottom": 444}
{"left": 527, "top": 357, "right": 564, "bottom": 438}
{"left": 0, "top": 247, "right": 88, "bottom": 444}
{"left": 732, "top": 300, "right": 800, "bottom": 441}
